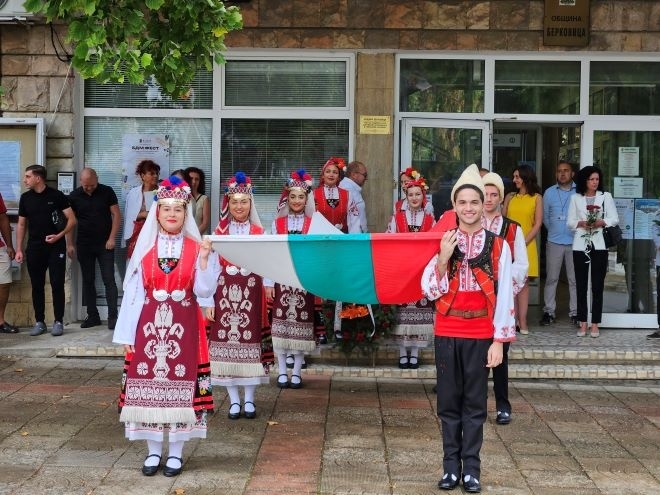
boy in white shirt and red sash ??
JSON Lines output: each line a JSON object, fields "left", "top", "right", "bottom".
{"left": 422, "top": 164, "right": 516, "bottom": 493}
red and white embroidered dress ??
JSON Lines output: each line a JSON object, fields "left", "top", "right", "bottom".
{"left": 386, "top": 208, "right": 436, "bottom": 348}
{"left": 270, "top": 214, "right": 317, "bottom": 354}
{"left": 208, "top": 219, "right": 272, "bottom": 386}
{"left": 114, "top": 232, "right": 220, "bottom": 442}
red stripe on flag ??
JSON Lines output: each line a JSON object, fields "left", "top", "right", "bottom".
{"left": 370, "top": 232, "right": 443, "bottom": 304}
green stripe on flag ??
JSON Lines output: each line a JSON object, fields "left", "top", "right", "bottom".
{"left": 288, "top": 234, "right": 378, "bottom": 303}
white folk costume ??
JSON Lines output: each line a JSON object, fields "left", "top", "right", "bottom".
{"left": 481, "top": 171, "right": 529, "bottom": 423}
{"left": 394, "top": 167, "right": 435, "bottom": 217}
{"left": 113, "top": 176, "right": 220, "bottom": 476}
{"left": 386, "top": 174, "right": 435, "bottom": 369}
{"left": 270, "top": 169, "right": 317, "bottom": 389}
{"left": 208, "top": 172, "right": 273, "bottom": 419}
{"left": 421, "top": 165, "right": 515, "bottom": 489}
{"left": 314, "top": 157, "right": 353, "bottom": 233}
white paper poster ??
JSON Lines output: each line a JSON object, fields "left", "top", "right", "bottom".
{"left": 617, "top": 147, "right": 639, "bottom": 176}
{"left": 614, "top": 198, "right": 634, "bottom": 240}
{"left": 633, "top": 198, "right": 660, "bottom": 241}
{"left": 121, "top": 134, "right": 170, "bottom": 199}
{"left": 613, "top": 177, "right": 643, "bottom": 198}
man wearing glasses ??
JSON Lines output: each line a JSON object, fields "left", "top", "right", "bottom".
{"left": 339, "top": 161, "right": 368, "bottom": 233}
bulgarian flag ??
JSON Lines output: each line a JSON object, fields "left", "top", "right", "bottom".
{"left": 209, "top": 213, "right": 448, "bottom": 304}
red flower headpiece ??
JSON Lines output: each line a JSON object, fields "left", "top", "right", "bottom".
{"left": 323, "top": 157, "right": 347, "bottom": 174}
{"left": 400, "top": 167, "right": 421, "bottom": 181}
{"left": 404, "top": 176, "right": 429, "bottom": 192}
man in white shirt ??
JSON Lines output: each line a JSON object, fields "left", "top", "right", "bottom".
{"left": 339, "top": 161, "right": 368, "bottom": 233}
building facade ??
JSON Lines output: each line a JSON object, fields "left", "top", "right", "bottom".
{"left": 2, "top": 0, "right": 660, "bottom": 327}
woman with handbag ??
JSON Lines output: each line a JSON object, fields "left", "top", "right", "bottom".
{"left": 122, "top": 160, "right": 160, "bottom": 258}
{"left": 567, "top": 165, "right": 619, "bottom": 338}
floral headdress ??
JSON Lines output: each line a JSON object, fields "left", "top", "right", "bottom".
{"left": 216, "top": 171, "right": 261, "bottom": 234}
{"left": 323, "top": 157, "right": 347, "bottom": 175}
{"left": 400, "top": 167, "right": 421, "bottom": 181}
{"left": 155, "top": 175, "right": 192, "bottom": 205}
{"left": 277, "top": 168, "right": 315, "bottom": 217}
{"left": 403, "top": 175, "right": 429, "bottom": 192}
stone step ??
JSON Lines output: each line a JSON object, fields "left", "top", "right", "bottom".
{"left": 301, "top": 363, "right": 660, "bottom": 381}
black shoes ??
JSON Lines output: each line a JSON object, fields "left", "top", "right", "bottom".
{"left": 80, "top": 315, "right": 102, "bottom": 328}
{"left": 141, "top": 454, "right": 161, "bottom": 476}
{"left": 647, "top": 331, "right": 660, "bottom": 339}
{"left": 108, "top": 317, "right": 117, "bottom": 330}
{"left": 463, "top": 475, "right": 481, "bottom": 493}
{"left": 570, "top": 316, "right": 581, "bottom": 328}
{"left": 277, "top": 374, "right": 289, "bottom": 388}
{"left": 496, "top": 411, "right": 511, "bottom": 425}
{"left": 243, "top": 401, "right": 256, "bottom": 419}
{"left": 162, "top": 456, "right": 183, "bottom": 477}
{"left": 228, "top": 403, "right": 241, "bottom": 420}
{"left": 438, "top": 473, "right": 459, "bottom": 490}
{"left": 540, "top": 312, "right": 554, "bottom": 326}
{"left": 398, "top": 356, "right": 409, "bottom": 369}
{"left": 290, "top": 374, "right": 303, "bottom": 389}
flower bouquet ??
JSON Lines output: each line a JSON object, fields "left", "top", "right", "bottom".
{"left": 581, "top": 204, "right": 601, "bottom": 260}
{"left": 322, "top": 301, "right": 397, "bottom": 364}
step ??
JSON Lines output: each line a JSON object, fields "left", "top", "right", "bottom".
{"left": 300, "top": 363, "right": 660, "bottom": 381}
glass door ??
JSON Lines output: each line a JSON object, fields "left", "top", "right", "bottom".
{"left": 400, "top": 118, "right": 490, "bottom": 217}
{"left": 583, "top": 123, "right": 660, "bottom": 328}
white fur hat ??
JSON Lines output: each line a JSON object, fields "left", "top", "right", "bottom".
{"left": 481, "top": 171, "right": 505, "bottom": 202}
{"left": 451, "top": 164, "right": 486, "bottom": 206}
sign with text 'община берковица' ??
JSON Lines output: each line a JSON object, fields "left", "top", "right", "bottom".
{"left": 543, "top": 0, "right": 590, "bottom": 47}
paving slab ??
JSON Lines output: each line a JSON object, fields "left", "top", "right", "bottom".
{"left": 0, "top": 356, "right": 658, "bottom": 494}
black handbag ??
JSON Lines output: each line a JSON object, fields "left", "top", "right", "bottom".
{"left": 603, "top": 224, "right": 623, "bottom": 248}
{"left": 601, "top": 198, "right": 623, "bottom": 248}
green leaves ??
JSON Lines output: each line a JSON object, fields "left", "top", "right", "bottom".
{"left": 24, "top": 0, "right": 243, "bottom": 99}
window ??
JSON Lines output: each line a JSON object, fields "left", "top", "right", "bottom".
{"left": 399, "top": 58, "right": 485, "bottom": 113}
{"left": 495, "top": 60, "right": 580, "bottom": 114}
{"left": 221, "top": 119, "right": 349, "bottom": 228}
{"left": 224, "top": 60, "right": 347, "bottom": 107}
{"left": 85, "top": 116, "right": 213, "bottom": 274}
{"left": 84, "top": 70, "right": 213, "bottom": 109}
{"left": 590, "top": 61, "right": 660, "bottom": 116}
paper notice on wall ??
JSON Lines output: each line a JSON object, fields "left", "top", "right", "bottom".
{"left": 633, "top": 198, "right": 660, "bottom": 241}
{"left": 0, "top": 140, "right": 21, "bottom": 209}
{"left": 618, "top": 147, "right": 639, "bottom": 176}
{"left": 121, "top": 134, "right": 171, "bottom": 199}
{"left": 613, "top": 177, "right": 643, "bottom": 198}
{"left": 615, "top": 198, "right": 634, "bottom": 240}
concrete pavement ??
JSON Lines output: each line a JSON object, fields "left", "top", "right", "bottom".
{"left": 0, "top": 351, "right": 659, "bottom": 494}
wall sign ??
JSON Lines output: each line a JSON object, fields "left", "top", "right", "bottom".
{"left": 359, "top": 116, "right": 391, "bottom": 135}
{"left": 543, "top": 0, "right": 590, "bottom": 47}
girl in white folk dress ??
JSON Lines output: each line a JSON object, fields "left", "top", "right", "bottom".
{"left": 269, "top": 170, "right": 317, "bottom": 389}
{"left": 386, "top": 173, "right": 436, "bottom": 369}
{"left": 206, "top": 172, "right": 273, "bottom": 420}
{"left": 113, "top": 176, "right": 220, "bottom": 477}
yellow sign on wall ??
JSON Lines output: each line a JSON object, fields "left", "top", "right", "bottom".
{"left": 359, "top": 116, "right": 391, "bottom": 135}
